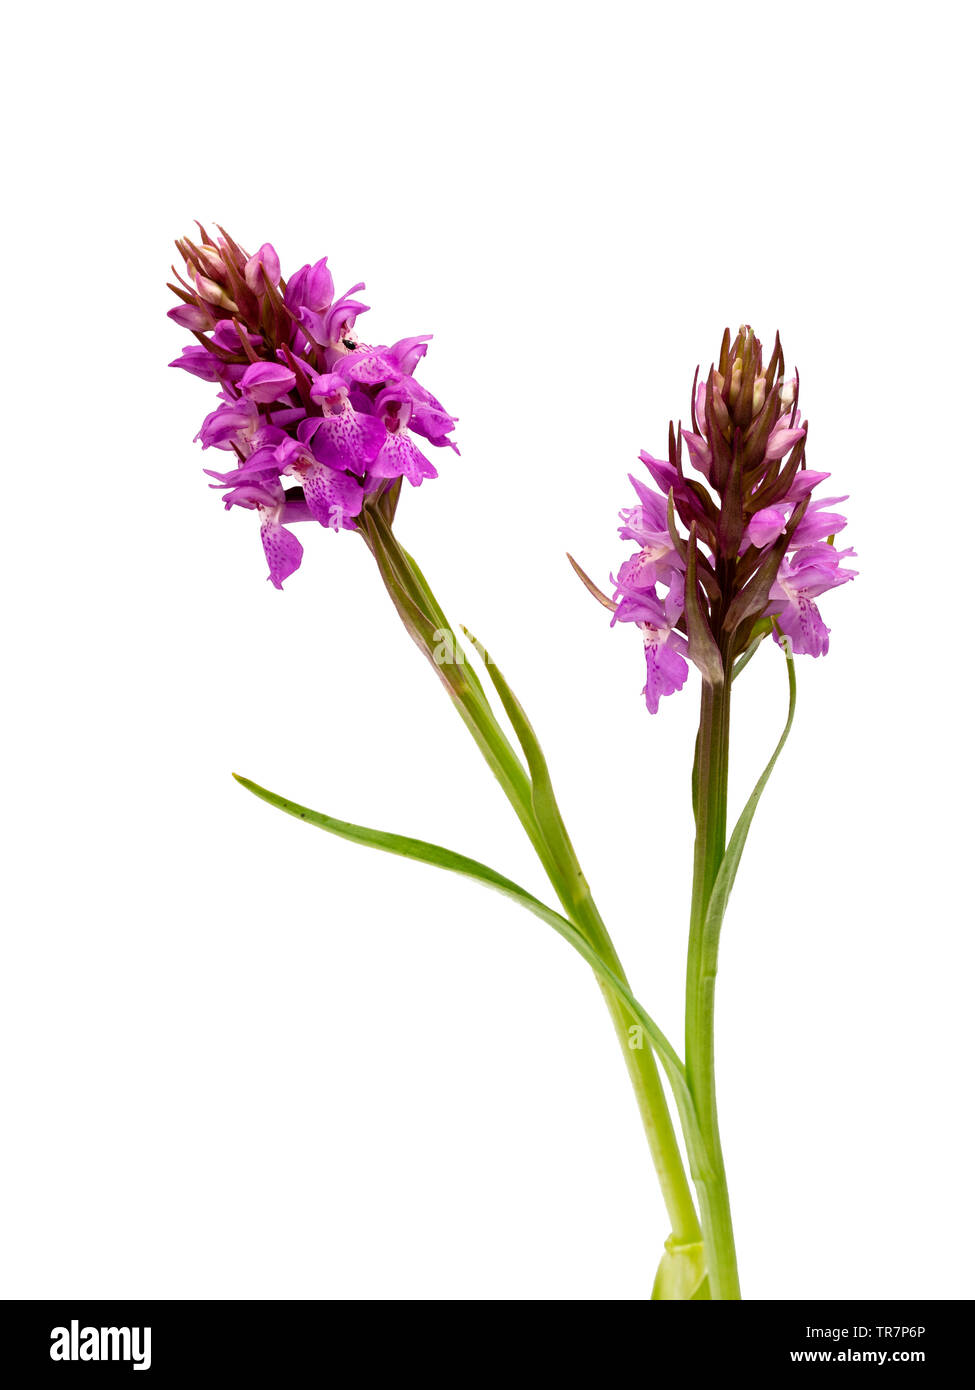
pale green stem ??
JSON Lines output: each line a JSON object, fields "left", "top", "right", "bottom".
{"left": 685, "top": 660, "right": 741, "bottom": 1300}
{"left": 366, "top": 515, "right": 702, "bottom": 1261}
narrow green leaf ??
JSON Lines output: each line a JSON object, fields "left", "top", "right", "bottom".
{"left": 232, "top": 772, "right": 691, "bottom": 1105}
{"left": 361, "top": 507, "right": 433, "bottom": 631}
{"left": 701, "top": 644, "right": 796, "bottom": 949}
{"left": 397, "top": 541, "right": 492, "bottom": 710}
{"left": 362, "top": 512, "right": 480, "bottom": 710}
{"left": 457, "top": 627, "right": 585, "bottom": 895}
{"left": 364, "top": 508, "right": 493, "bottom": 716}
{"left": 731, "top": 619, "right": 772, "bottom": 681}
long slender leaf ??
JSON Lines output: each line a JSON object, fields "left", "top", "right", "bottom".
{"left": 363, "top": 514, "right": 490, "bottom": 717}
{"left": 398, "top": 541, "right": 492, "bottom": 710}
{"left": 364, "top": 510, "right": 498, "bottom": 733}
{"left": 457, "top": 628, "right": 587, "bottom": 899}
{"left": 455, "top": 627, "right": 710, "bottom": 1151}
{"left": 731, "top": 620, "right": 772, "bottom": 681}
{"left": 232, "top": 773, "right": 690, "bottom": 1097}
{"left": 458, "top": 630, "right": 555, "bottom": 800}
{"left": 447, "top": 633, "right": 715, "bottom": 1180}
{"left": 701, "top": 644, "right": 796, "bottom": 950}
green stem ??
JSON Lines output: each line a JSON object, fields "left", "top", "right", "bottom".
{"left": 685, "top": 658, "right": 741, "bottom": 1300}
{"left": 365, "top": 511, "right": 702, "bottom": 1265}
{"left": 589, "top": 917, "right": 702, "bottom": 1248}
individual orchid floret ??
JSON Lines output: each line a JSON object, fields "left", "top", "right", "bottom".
{"left": 244, "top": 243, "right": 281, "bottom": 296}
{"left": 304, "top": 373, "right": 385, "bottom": 474}
{"left": 167, "top": 225, "right": 457, "bottom": 586}
{"left": 195, "top": 398, "right": 260, "bottom": 451}
{"left": 616, "top": 473, "right": 684, "bottom": 592}
{"left": 279, "top": 438, "right": 365, "bottom": 533}
{"left": 297, "top": 283, "right": 370, "bottom": 350}
{"left": 283, "top": 257, "right": 335, "bottom": 315}
{"left": 206, "top": 463, "right": 303, "bottom": 591}
{"left": 402, "top": 378, "right": 460, "bottom": 453}
{"left": 238, "top": 361, "right": 297, "bottom": 404}
{"left": 613, "top": 573, "right": 689, "bottom": 713}
{"left": 768, "top": 544, "right": 857, "bottom": 657}
{"left": 369, "top": 388, "right": 439, "bottom": 487}
{"left": 589, "top": 327, "right": 856, "bottom": 711}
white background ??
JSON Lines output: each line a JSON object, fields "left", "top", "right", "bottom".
{"left": 3, "top": 0, "right": 972, "bottom": 1300}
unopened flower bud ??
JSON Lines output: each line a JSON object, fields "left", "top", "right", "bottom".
{"left": 244, "top": 243, "right": 281, "bottom": 296}
{"left": 710, "top": 390, "right": 732, "bottom": 439}
{"left": 167, "top": 303, "right": 213, "bottom": 331}
{"left": 195, "top": 274, "right": 238, "bottom": 312}
{"left": 197, "top": 244, "right": 230, "bottom": 279}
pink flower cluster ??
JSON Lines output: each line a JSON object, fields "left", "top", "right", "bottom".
{"left": 612, "top": 329, "right": 856, "bottom": 712}
{"left": 168, "top": 227, "right": 456, "bottom": 587}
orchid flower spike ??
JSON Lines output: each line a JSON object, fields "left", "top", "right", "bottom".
{"left": 603, "top": 327, "right": 856, "bottom": 712}
{"left": 168, "top": 225, "right": 458, "bottom": 587}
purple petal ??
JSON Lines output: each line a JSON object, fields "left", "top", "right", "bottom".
{"left": 167, "top": 303, "right": 212, "bottom": 331}
{"left": 244, "top": 243, "right": 281, "bottom": 296}
{"left": 296, "top": 306, "right": 332, "bottom": 347}
{"left": 388, "top": 336, "right": 432, "bottom": 376}
{"left": 308, "top": 372, "right": 349, "bottom": 408}
{"left": 780, "top": 470, "right": 830, "bottom": 502}
{"left": 195, "top": 400, "right": 258, "bottom": 449}
{"left": 169, "top": 346, "right": 229, "bottom": 382}
{"left": 369, "top": 430, "right": 438, "bottom": 487}
{"left": 305, "top": 257, "right": 334, "bottom": 312}
{"left": 307, "top": 408, "right": 385, "bottom": 473}
{"left": 639, "top": 451, "right": 679, "bottom": 495}
{"left": 400, "top": 379, "right": 457, "bottom": 447}
{"left": 775, "top": 596, "right": 830, "bottom": 657}
{"left": 615, "top": 549, "right": 662, "bottom": 594}
{"left": 322, "top": 289, "right": 369, "bottom": 346}
{"left": 681, "top": 429, "right": 712, "bottom": 477}
{"left": 337, "top": 346, "right": 402, "bottom": 386}
{"left": 789, "top": 508, "right": 848, "bottom": 548}
{"left": 292, "top": 459, "right": 364, "bottom": 531}
{"left": 643, "top": 639, "right": 688, "bottom": 714}
{"left": 765, "top": 423, "right": 805, "bottom": 460}
{"left": 627, "top": 474, "right": 669, "bottom": 530}
{"left": 260, "top": 515, "right": 303, "bottom": 588}
{"left": 239, "top": 361, "right": 297, "bottom": 404}
{"left": 211, "top": 320, "right": 257, "bottom": 354}
{"left": 283, "top": 264, "right": 310, "bottom": 312}
{"left": 746, "top": 506, "right": 788, "bottom": 548}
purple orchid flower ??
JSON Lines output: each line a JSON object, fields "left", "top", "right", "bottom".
{"left": 206, "top": 465, "right": 303, "bottom": 590}
{"left": 167, "top": 227, "right": 457, "bottom": 586}
{"left": 768, "top": 543, "right": 857, "bottom": 657}
{"left": 606, "top": 328, "right": 856, "bottom": 711}
{"left": 368, "top": 389, "right": 439, "bottom": 487}
{"left": 613, "top": 573, "right": 689, "bottom": 714}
